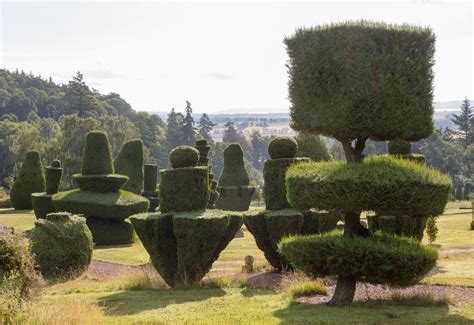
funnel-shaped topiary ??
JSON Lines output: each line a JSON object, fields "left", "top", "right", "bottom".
{"left": 30, "top": 212, "right": 93, "bottom": 278}
{"left": 130, "top": 210, "right": 242, "bottom": 286}
{"left": 10, "top": 151, "right": 45, "bottom": 210}
{"left": 32, "top": 159, "right": 63, "bottom": 219}
{"left": 114, "top": 139, "right": 144, "bottom": 194}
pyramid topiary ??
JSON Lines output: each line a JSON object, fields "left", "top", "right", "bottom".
{"left": 52, "top": 131, "right": 149, "bottom": 245}
{"left": 30, "top": 212, "right": 93, "bottom": 278}
{"left": 216, "top": 144, "right": 255, "bottom": 211}
{"left": 32, "top": 159, "right": 63, "bottom": 219}
{"left": 10, "top": 151, "right": 45, "bottom": 210}
{"left": 142, "top": 163, "right": 159, "bottom": 212}
{"left": 114, "top": 139, "right": 144, "bottom": 194}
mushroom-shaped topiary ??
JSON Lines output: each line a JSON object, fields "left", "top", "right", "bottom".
{"left": 53, "top": 131, "right": 149, "bottom": 245}
{"left": 216, "top": 144, "right": 255, "bottom": 211}
{"left": 32, "top": 159, "right": 63, "bottom": 219}
{"left": 170, "top": 146, "right": 200, "bottom": 169}
{"left": 268, "top": 137, "right": 298, "bottom": 159}
{"left": 10, "top": 151, "right": 45, "bottom": 210}
{"left": 114, "top": 139, "right": 145, "bottom": 194}
{"left": 30, "top": 212, "right": 93, "bottom": 278}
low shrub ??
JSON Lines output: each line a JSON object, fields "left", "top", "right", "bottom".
{"left": 130, "top": 209, "right": 242, "bottom": 287}
{"left": 286, "top": 156, "right": 451, "bottom": 217}
{"left": 30, "top": 213, "right": 93, "bottom": 277}
{"left": 279, "top": 232, "right": 437, "bottom": 287}
{"left": 285, "top": 280, "right": 327, "bottom": 299}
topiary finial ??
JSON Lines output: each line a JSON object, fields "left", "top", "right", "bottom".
{"left": 218, "top": 144, "right": 250, "bottom": 187}
{"left": 387, "top": 140, "right": 412, "bottom": 155}
{"left": 170, "top": 146, "right": 200, "bottom": 168}
{"left": 81, "top": 131, "right": 114, "bottom": 175}
{"left": 45, "top": 159, "right": 63, "bottom": 195}
{"left": 51, "top": 159, "right": 61, "bottom": 168}
{"left": 268, "top": 137, "right": 298, "bottom": 159}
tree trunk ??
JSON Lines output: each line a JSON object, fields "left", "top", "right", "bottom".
{"left": 328, "top": 137, "right": 367, "bottom": 305}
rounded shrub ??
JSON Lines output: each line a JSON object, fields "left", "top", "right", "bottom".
{"left": 114, "top": 139, "right": 144, "bottom": 194}
{"left": 286, "top": 156, "right": 451, "bottom": 217}
{"left": 30, "top": 212, "right": 93, "bottom": 277}
{"left": 159, "top": 167, "right": 209, "bottom": 213}
{"left": 81, "top": 131, "right": 114, "bottom": 175}
{"left": 387, "top": 140, "right": 412, "bottom": 155}
{"left": 279, "top": 232, "right": 437, "bottom": 287}
{"left": 268, "top": 137, "right": 298, "bottom": 159}
{"left": 130, "top": 209, "right": 243, "bottom": 287}
{"left": 170, "top": 146, "right": 200, "bottom": 169}
{"left": 10, "top": 151, "right": 46, "bottom": 210}
{"left": 263, "top": 158, "right": 309, "bottom": 210}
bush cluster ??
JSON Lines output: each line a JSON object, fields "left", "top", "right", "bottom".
{"left": 286, "top": 156, "right": 451, "bottom": 217}
{"left": 130, "top": 210, "right": 243, "bottom": 286}
{"left": 279, "top": 232, "right": 437, "bottom": 287}
{"left": 30, "top": 212, "right": 93, "bottom": 277}
{"left": 10, "top": 151, "right": 45, "bottom": 210}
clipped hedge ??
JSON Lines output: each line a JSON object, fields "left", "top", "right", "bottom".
{"left": 367, "top": 215, "right": 427, "bottom": 241}
{"left": 73, "top": 174, "right": 129, "bottom": 192}
{"left": 52, "top": 189, "right": 150, "bottom": 221}
{"left": 244, "top": 209, "right": 339, "bottom": 270}
{"left": 86, "top": 217, "right": 136, "bottom": 246}
{"left": 268, "top": 137, "right": 298, "bottom": 159}
{"left": 215, "top": 186, "right": 255, "bottom": 211}
{"left": 286, "top": 156, "right": 451, "bottom": 217}
{"left": 30, "top": 212, "right": 93, "bottom": 277}
{"left": 31, "top": 193, "right": 55, "bottom": 219}
{"left": 114, "top": 139, "right": 144, "bottom": 194}
{"left": 263, "top": 158, "right": 309, "bottom": 210}
{"left": 218, "top": 144, "right": 250, "bottom": 187}
{"left": 81, "top": 131, "right": 114, "bottom": 175}
{"left": 279, "top": 232, "right": 437, "bottom": 287}
{"left": 159, "top": 166, "right": 209, "bottom": 213}
{"left": 285, "top": 21, "right": 435, "bottom": 141}
{"left": 10, "top": 151, "right": 45, "bottom": 210}
{"left": 130, "top": 209, "right": 243, "bottom": 286}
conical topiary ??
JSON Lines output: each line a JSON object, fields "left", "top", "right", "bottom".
{"left": 81, "top": 131, "right": 114, "bottom": 175}
{"left": 114, "top": 139, "right": 144, "bottom": 194}
{"left": 10, "top": 151, "right": 45, "bottom": 210}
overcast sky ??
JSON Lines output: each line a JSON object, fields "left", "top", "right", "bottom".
{"left": 1, "top": 1, "right": 472, "bottom": 113}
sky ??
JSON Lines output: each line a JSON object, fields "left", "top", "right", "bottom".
{"left": 0, "top": 0, "right": 472, "bottom": 113}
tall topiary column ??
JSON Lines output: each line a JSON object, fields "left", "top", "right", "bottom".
{"left": 130, "top": 145, "right": 243, "bottom": 287}
{"left": 10, "top": 151, "right": 45, "bottom": 210}
{"left": 32, "top": 159, "right": 63, "bottom": 219}
{"left": 194, "top": 139, "right": 220, "bottom": 208}
{"left": 142, "top": 163, "right": 159, "bottom": 212}
{"left": 216, "top": 144, "right": 255, "bottom": 211}
{"left": 279, "top": 22, "right": 451, "bottom": 304}
{"left": 52, "top": 131, "right": 149, "bottom": 245}
{"left": 244, "top": 137, "right": 339, "bottom": 270}
{"left": 114, "top": 139, "right": 144, "bottom": 194}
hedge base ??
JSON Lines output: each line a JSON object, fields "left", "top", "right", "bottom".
{"left": 31, "top": 192, "right": 55, "bottom": 219}
{"left": 244, "top": 209, "right": 339, "bottom": 270}
{"left": 367, "top": 215, "right": 427, "bottom": 241}
{"left": 216, "top": 186, "right": 255, "bottom": 211}
{"left": 86, "top": 217, "right": 136, "bottom": 246}
{"left": 130, "top": 209, "right": 243, "bottom": 287}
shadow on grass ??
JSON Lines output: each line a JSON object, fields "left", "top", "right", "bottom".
{"left": 240, "top": 287, "right": 278, "bottom": 297}
{"left": 273, "top": 299, "right": 472, "bottom": 324}
{"left": 0, "top": 208, "right": 32, "bottom": 215}
{"left": 97, "top": 287, "right": 227, "bottom": 316}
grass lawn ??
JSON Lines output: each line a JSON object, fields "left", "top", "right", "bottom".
{"left": 2, "top": 201, "right": 474, "bottom": 323}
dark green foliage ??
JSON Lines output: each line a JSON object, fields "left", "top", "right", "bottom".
{"left": 295, "top": 132, "right": 332, "bottom": 162}
{"left": 388, "top": 140, "right": 412, "bottom": 155}
{"left": 286, "top": 157, "right": 451, "bottom": 217}
{"left": 425, "top": 216, "right": 438, "bottom": 244}
{"left": 279, "top": 232, "right": 438, "bottom": 287}
{"left": 45, "top": 163, "right": 63, "bottom": 195}
{"left": 268, "top": 137, "right": 298, "bottom": 159}
{"left": 52, "top": 189, "right": 150, "bottom": 221}
{"left": 30, "top": 212, "right": 93, "bottom": 277}
{"left": 31, "top": 193, "right": 55, "bottom": 219}
{"left": 464, "top": 183, "right": 471, "bottom": 200}
{"left": 159, "top": 167, "right": 209, "bottom": 213}
{"left": 455, "top": 184, "right": 463, "bottom": 200}
{"left": 86, "top": 218, "right": 136, "bottom": 245}
{"left": 10, "top": 151, "right": 45, "bottom": 210}
{"left": 215, "top": 186, "right": 255, "bottom": 211}
{"left": 367, "top": 215, "right": 427, "bottom": 241}
{"left": 285, "top": 22, "right": 435, "bottom": 141}
{"left": 218, "top": 144, "right": 250, "bottom": 187}
{"left": 263, "top": 158, "right": 310, "bottom": 210}
{"left": 194, "top": 140, "right": 211, "bottom": 165}
{"left": 130, "top": 210, "right": 242, "bottom": 286}
{"left": 51, "top": 159, "right": 61, "bottom": 168}
{"left": 170, "top": 146, "right": 200, "bottom": 169}
{"left": 114, "top": 139, "right": 144, "bottom": 194}
{"left": 73, "top": 174, "right": 129, "bottom": 192}
{"left": 142, "top": 164, "right": 159, "bottom": 212}
{"left": 81, "top": 131, "right": 114, "bottom": 175}
{"left": 244, "top": 209, "right": 339, "bottom": 270}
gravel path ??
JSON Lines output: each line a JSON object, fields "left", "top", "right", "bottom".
{"left": 88, "top": 259, "right": 138, "bottom": 278}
